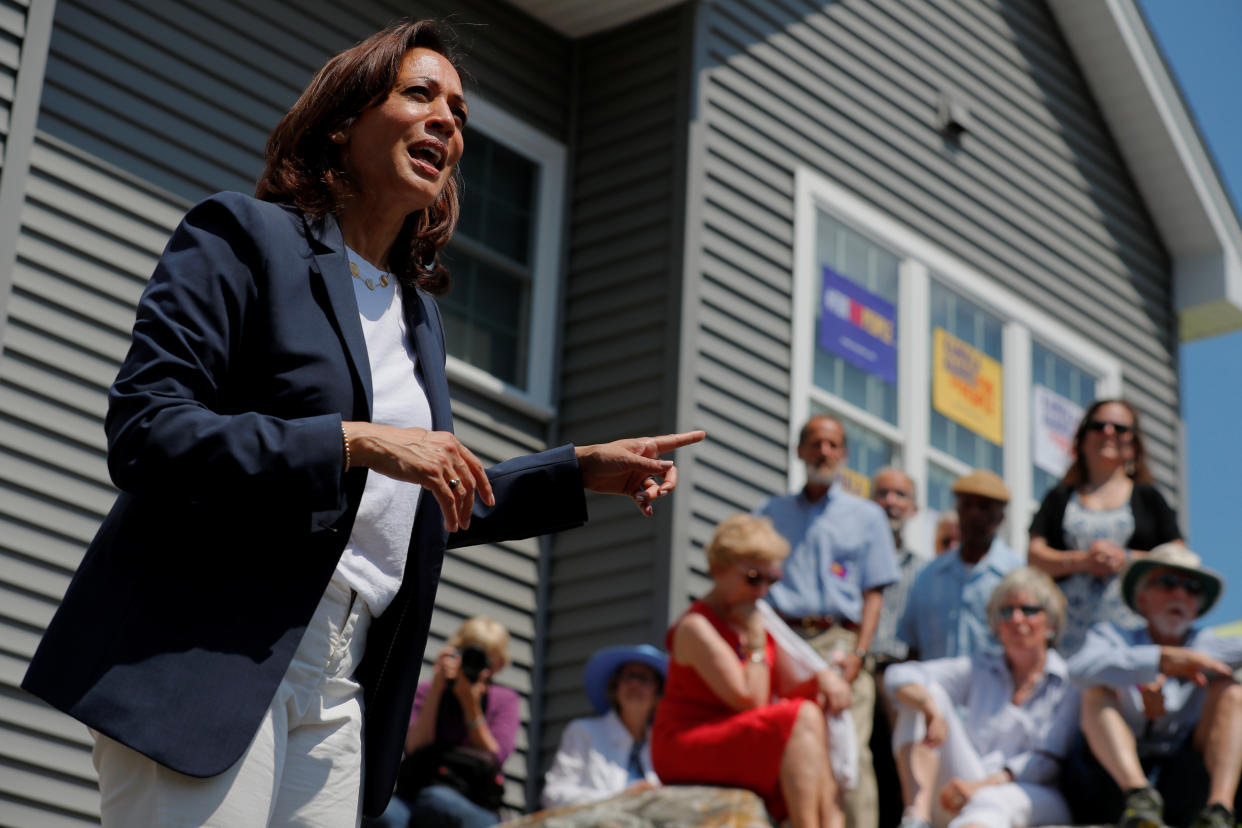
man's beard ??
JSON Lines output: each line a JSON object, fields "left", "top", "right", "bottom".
{"left": 1148, "top": 609, "right": 1193, "bottom": 642}
{"left": 804, "top": 461, "right": 837, "bottom": 487}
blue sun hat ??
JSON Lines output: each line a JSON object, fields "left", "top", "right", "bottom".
{"left": 583, "top": 644, "right": 668, "bottom": 715}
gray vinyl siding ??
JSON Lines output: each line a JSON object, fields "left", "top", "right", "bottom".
{"left": 0, "top": 0, "right": 569, "bottom": 821}
{"left": 540, "top": 2, "right": 693, "bottom": 784}
{"left": 674, "top": 0, "right": 1180, "bottom": 589}
{"left": 0, "top": 0, "right": 24, "bottom": 166}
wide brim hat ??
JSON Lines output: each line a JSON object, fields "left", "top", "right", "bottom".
{"left": 583, "top": 644, "right": 667, "bottom": 715}
{"left": 1120, "top": 542, "right": 1223, "bottom": 618}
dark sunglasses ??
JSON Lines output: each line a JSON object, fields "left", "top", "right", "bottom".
{"left": 998, "top": 604, "right": 1045, "bottom": 621}
{"left": 1152, "top": 572, "right": 1204, "bottom": 595}
{"left": 617, "top": 668, "right": 659, "bottom": 684}
{"left": 739, "top": 566, "right": 781, "bottom": 587}
{"left": 1084, "top": 419, "right": 1133, "bottom": 436}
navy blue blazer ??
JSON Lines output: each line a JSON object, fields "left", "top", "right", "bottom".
{"left": 21, "top": 192, "right": 587, "bottom": 817}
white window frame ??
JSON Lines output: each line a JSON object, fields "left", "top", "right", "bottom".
{"left": 792, "top": 167, "right": 1122, "bottom": 553}
{"left": 442, "top": 94, "right": 566, "bottom": 420}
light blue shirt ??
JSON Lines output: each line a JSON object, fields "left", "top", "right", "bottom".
{"left": 897, "top": 536, "right": 1021, "bottom": 660}
{"left": 758, "top": 487, "right": 899, "bottom": 622}
{"left": 885, "top": 648, "right": 1080, "bottom": 785}
{"left": 1067, "top": 622, "right": 1242, "bottom": 757}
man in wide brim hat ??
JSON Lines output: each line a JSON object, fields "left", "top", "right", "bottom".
{"left": 1064, "top": 543, "right": 1242, "bottom": 828}
{"left": 1119, "top": 542, "right": 1223, "bottom": 619}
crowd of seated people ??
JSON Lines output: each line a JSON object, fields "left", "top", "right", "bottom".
{"left": 377, "top": 401, "right": 1241, "bottom": 828}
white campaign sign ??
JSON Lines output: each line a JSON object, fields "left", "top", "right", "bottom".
{"left": 1032, "top": 385, "right": 1082, "bottom": 476}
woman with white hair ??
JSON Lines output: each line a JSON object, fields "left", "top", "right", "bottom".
{"left": 886, "top": 568, "right": 1080, "bottom": 828}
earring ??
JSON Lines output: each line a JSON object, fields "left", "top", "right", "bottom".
{"left": 330, "top": 130, "right": 347, "bottom": 144}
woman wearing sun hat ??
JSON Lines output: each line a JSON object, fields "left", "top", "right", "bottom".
{"left": 1065, "top": 543, "right": 1242, "bottom": 828}
{"left": 541, "top": 644, "right": 666, "bottom": 809}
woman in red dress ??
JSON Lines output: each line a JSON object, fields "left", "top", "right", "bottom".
{"left": 652, "top": 514, "right": 850, "bottom": 828}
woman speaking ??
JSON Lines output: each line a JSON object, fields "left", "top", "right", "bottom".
{"left": 22, "top": 20, "right": 702, "bottom": 827}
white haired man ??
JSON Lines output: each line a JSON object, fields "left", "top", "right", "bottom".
{"left": 1065, "top": 544, "right": 1242, "bottom": 828}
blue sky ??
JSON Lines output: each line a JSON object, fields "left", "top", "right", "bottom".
{"left": 1138, "top": 0, "right": 1242, "bottom": 626}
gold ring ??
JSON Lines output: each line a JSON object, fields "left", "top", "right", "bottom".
{"left": 449, "top": 478, "right": 461, "bottom": 490}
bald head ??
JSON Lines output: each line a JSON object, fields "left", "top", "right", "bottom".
{"left": 872, "top": 467, "right": 916, "bottom": 537}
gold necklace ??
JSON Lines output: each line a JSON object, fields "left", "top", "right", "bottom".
{"left": 349, "top": 260, "right": 390, "bottom": 291}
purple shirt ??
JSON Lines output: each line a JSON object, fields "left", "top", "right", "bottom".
{"left": 411, "top": 681, "right": 521, "bottom": 765}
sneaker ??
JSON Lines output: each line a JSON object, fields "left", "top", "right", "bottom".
{"left": 897, "top": 814, "right": 933, "bottom": 828}
{"left": 1118, "top": 786, "right": 1166, "bottom": 828}
{"left": 1191, "top": 803, "right": 1237, "bottom": 828}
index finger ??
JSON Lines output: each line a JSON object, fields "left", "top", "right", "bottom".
{"left": 648, "top": 430, "right": 707, "bottom": 454}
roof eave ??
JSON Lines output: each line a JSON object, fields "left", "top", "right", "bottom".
{"left": 1049, "top": 0, "right": 1242, "bottom": 341}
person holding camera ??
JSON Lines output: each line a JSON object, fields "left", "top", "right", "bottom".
{"left": 370, "top": 616, "right": 516, "bottom": 828}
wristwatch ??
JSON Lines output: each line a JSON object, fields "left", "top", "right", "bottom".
{"left": 745, "top": 648, "right": 767, "bottom": 664}
{"left": 852, "top": 648, "right": 868, "bottom": 660}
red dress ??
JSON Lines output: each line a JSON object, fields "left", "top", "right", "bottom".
{"left": 651, "top": 600, "right": 808, "bottom": 821}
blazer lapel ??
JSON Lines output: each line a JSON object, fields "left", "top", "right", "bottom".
{"left": 304, "top": 212, "right": 373, "bottom": 419}
{"left": 403, "top": 287, "right": 453, "bottom": 432}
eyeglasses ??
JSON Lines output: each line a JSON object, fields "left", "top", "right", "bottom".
{"left": 1151, "top": 572, "right": 1204, "bottom": 595}
{"left": 739, "top": 566, "right": 782, "bottom": 587}
{"left": 1084, "top": 419, "right": 1133, "bottom": 436}
{"left": 998, "top": 604, "right": 1045, "bottom": 621}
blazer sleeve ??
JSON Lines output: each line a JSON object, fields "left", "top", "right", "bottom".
{"left": 449, "top": 445, "right": 588, "bottom": 549}
{"left": 104, "top": 194, "right": 344, "bottom": 511}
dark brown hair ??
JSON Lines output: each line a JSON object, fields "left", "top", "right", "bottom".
{"left": 1062, "top": 398, "right": 1152, "bottom": 486}
{"left": 606, "top": 663, "right": 664, "bottom": 718}
{"left": 255, "top": 20, "right": 462, "bottom": 294}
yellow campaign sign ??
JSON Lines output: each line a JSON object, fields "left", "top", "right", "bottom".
{"left": 932, "top": 327, "right": 1003, "bottom": 445}
{"left": 836, "top": 466, "right": 871, "bottom": 499}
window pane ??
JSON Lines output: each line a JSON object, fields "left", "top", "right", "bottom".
{"left": 929, "top": 280, "right": 1003, "bottom": 473}
{"left": 926, "top": 462, "right": 959, "bottom": 515}
{"left": 439, "top": 249, "right": 529, "bottom": 386}
{"left": 1031, "top": 342, "right": 1097, "bottom": 501}
{"left": 812, "top": 211, "right": 899, "bottom": 424}
{"left": 443, "top": 129, "right": 539, "bottom": 388}
{"left": 456, "top": 130, "right": 536, "bottom": 266}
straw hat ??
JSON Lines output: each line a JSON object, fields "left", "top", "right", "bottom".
{"left": 951, "top": 469, "right": 1010, "bottom": 503}
{"left": 1121, "top": 543, "right": 1223, "bottom": 618}
{"left": 582, "top": 644, "right": 667, "bottom": 715}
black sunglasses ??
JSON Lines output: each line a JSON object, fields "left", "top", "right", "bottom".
{"left": 739, "top": 566, "right": 781, "bottom": 587}
{"left": 1152, "top": 572, "right": 1204, "bottom": 595}
{"left": 1084, "top": 419, "right": 1133, "bottom": 436}
{"left": 998, "top": 604, "right": 1045, "bottom": 621}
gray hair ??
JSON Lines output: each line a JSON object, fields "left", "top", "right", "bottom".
{"left": 986, "top": 567, "right": 1066, "bottom": 646}
{"left": 871, "top": 466, "right": 916, "bottom": 497}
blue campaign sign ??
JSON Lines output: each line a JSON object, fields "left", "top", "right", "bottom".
{"left": 817, "top": 267, "right": 898, "bottom": 385}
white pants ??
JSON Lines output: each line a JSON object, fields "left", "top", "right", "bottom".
{"left": 892, "top": 683, "right": 1070, "bottom": 828}
{"left": 93, "top": 575, "right": 372, "bottom": 827}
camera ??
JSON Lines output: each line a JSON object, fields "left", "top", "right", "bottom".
{"left": 459, "top": 645, "right": 489, "bottom": 683}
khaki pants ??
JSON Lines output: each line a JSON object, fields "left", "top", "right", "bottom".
{"left": 801, "top": 625, "right": 878, "bottom": 828}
